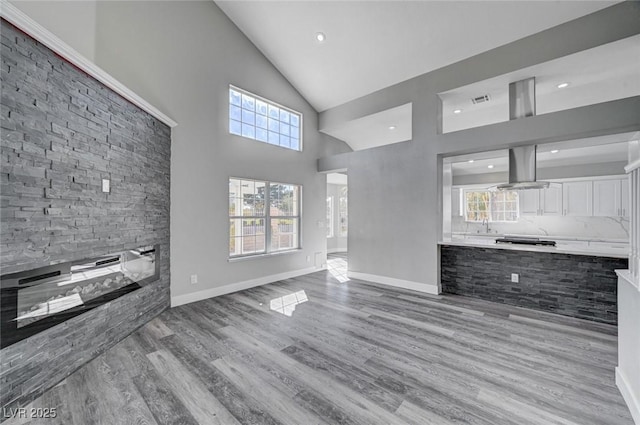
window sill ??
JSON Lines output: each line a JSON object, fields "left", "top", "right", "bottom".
{"left": 228, "top": 249, "right": 302, "bottom": 263}
{"left": 464, "top": 221, "right": 518, "bottom": 224}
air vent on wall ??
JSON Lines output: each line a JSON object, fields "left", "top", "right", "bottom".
{"left": 471, "top": 94, "right": 490, "bottom": 104}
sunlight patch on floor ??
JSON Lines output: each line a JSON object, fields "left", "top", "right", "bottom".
{"left": 327, "top": 257, "right": 349, "bottom": 283}
{"left": 270, "top": 290, "right": 308, "bottom": 316}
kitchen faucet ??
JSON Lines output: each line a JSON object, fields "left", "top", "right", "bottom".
{"left": 482, "top": 218, "right": 491, "bottom": 234}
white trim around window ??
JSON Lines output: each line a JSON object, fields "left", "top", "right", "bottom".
{"left": 229, "top": 177, "right": 302, "bottom": 259}
{"left": 228, "top": 85, "right": 303, "bottom": 151}
{"left": 463, "top": 189, "right": 519, "bottom": 222}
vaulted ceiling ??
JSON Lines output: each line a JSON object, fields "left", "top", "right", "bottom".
{"left": 216, "top": 1, "right": 618, "bottom": 114}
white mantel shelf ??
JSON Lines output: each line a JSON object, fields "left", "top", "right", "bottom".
{"left": 0, "top": 0, "right": 178, "bottom": 128}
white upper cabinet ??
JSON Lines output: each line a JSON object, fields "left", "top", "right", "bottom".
{"left": 541, "top": 186, "right": 563, "bottom": 215}
{"left": 593, "top": 179, "right": 621, "bottom": 216}
{"left": 519, "top": 186, "right": 562, "bottom": 216}
{"left": 593, "top": 178, "right": 630, "bottom": 217}
{"left": 621, "top": 178, "right": 629, "bottom": 217}
{"left": 562, "top": 181, "right": 593, "bottom": 216}
{"left": 519, "top": 189, "right": 540, "bottom": 215}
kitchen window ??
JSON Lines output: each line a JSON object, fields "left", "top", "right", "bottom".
{"left": 464, "top": 190, "right": 518, "bottom": 222}
{"left": 229, "top": 86, "right": 302, "bottom": 151}
{"left": 229, "top": 178, "right": 300, "bottom": 258}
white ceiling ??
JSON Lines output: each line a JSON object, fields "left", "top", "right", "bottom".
{"left": 216, "top": 0, "right": 617, "bottom": 113}
{"left": 449, "top": 133, "right": 637, "bottom": 176}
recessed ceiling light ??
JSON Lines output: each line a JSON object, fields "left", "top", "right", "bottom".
{"left": 468, "top": 160, "right": 474, "bottom": 163}
{"left": 453, "top": 109, "right": 462, "bottom": 114}
{"left": 557, "top": 82, "right": 570, "bottom": 89}
{"left": 315, "top": 32, "right": 326, "bottom": 42}
{"left": 550, "top": 149, "right": 559, "bottom": 153}
{"left": 388, "top": 126, "right": 396, "bottom": 130}
{"left": 487, "top": 165, "right": 494, "bottom": 169}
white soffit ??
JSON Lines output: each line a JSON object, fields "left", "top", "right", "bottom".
{"left": 327, "top": 173, "right": 347, "bottom": 185}
{"left": 323, "top": 103, "right": 412, "bottom": 151}
{"left": 448, "top": 133, "right": 636, "bottom": 176}
{"left": 440, "top": 34, "right": 640, "bottom": 133}
{"left": 216, "top": 0, "right": 618, "bottom": 112}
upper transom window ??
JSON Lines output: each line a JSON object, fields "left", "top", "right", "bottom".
{"left": 229, "top": 86, "right": 302, "bottom": 151}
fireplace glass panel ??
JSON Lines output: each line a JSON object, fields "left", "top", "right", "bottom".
{"left": 14, "top": 247, "right": 156, "bottom": 328}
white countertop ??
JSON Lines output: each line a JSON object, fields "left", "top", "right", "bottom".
{"left": 440, "top": 235, "right": 629, "bottom": 258}
{"left": 450, "top": 232, "right": 629, "bottom": 244}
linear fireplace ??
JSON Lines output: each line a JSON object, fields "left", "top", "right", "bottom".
{"left": 0, "top": 245, "right": 159, "bottom": 349}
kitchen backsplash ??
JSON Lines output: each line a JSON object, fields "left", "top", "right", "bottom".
{"left": 452, "top": 215, "right": 629, "bottom": 241}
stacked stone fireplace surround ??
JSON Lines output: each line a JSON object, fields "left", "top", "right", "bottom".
{"left": 0, "top": 21, "right": 171, "bottom": 412}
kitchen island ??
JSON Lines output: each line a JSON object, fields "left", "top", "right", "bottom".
{"left": 439, "top": 237, "right": 629, "bottom": 324}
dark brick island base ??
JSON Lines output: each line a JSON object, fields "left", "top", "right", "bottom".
{"left": 440, "top": 245, "right": 628, "bottom": 325}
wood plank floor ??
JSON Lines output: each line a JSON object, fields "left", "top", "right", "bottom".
{"left": 5, "top": 268, "right": 633, "bottom": 425}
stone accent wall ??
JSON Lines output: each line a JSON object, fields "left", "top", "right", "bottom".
{"left": 0, "top": 20, "right": 171, "bottom": 411}
{"left": 441, "top": 245, "right": 628, "bottom": 325}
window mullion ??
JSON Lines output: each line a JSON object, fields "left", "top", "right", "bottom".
{"left": 489, "top": 192, "right": 494, "bottom": 222}
{"left": 265, "top": 182, "right": 272, "bottom": 254}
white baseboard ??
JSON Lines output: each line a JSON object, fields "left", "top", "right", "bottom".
{"left": 171, "top": 266, "right": 320, "bottom": 307}
{"left": 327, "top": 248, "right": 348, "bottom": 254}
{"left": 616, "top": 367, "right": 640, "bottom": 425}
{"left": 348, "top": 271, "right": 440, "bottom": 295}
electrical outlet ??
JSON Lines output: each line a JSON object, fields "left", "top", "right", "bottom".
{"left": 190, "top": 274, "right": 198, "bottom": 285}
{"left": 101, "top": 179, "right": 110, "bottom": 193}
{"left": 306, "top": 256, "right": 311, "bottom": 262}
{"left": 511, "top": 273, "right": 519, "bottom": 283}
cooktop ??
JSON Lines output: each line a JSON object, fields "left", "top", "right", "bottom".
{"left": 495, "top": 237, "right": 556, "bottom": 246}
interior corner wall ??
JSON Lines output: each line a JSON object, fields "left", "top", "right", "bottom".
{"left": 8, "top": 1, "right": 98, "bottom": 62}
{"left": 318, "top": 2, "right": 640, "bottom": 290}
{"left": 92, "top": 1, "right": 350, "bottom": 303}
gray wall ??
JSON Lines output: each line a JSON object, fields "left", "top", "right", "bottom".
{"left": 9, "top": 1, "right": 98, "bottom": 62}
{"left": 319, "top": 2, "right": 640, "bottom": 287}
{"left": 90, "top": 1, "right": 350, "bottom": 302}
{"left": 8, "top": 0, "right": 351, "bottom": 303}
{"left": 326, "top": 183, "right": 347, "bottom": 252}
{"left": 345, "top": 139, "right": 439, "bottom": 286}
{"left": 0, "top": 21, "right": 171, "bottom": 410}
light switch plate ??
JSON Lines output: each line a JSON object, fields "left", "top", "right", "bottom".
{"left": 511, "top": 273, "right": 519, "bottom": 283}
{"left": 101, "top": 179, "right": 110, "bottom": 193}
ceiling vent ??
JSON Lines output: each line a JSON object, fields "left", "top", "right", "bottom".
{"left": 471, "top": 94, "right": 490, "bottom": 104}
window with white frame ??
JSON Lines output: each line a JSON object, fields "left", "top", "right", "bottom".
{"left": 229, "top": 86, "right": 302, "bottom": 151}
{"left": 464, "top": 190, "right": 518, "bottom": 222}
{"left": 229, "top": 178, "right": 300, "bottom": 258}
{"left": 339, "top": 187, "right": 348, "bottom": 236}
{"left": 326, "top": 196, "right": 334, "bottom": 238}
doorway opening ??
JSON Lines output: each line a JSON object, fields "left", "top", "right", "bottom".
{"left": 326, "top": 173, "right": 348, "bottom": 282}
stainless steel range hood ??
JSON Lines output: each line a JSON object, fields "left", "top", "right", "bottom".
{"left": 497, "top": 77, "right": 550, "bottom": 191}
{"left": 497, "top": 145, "right": 549, "bottom": 190}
